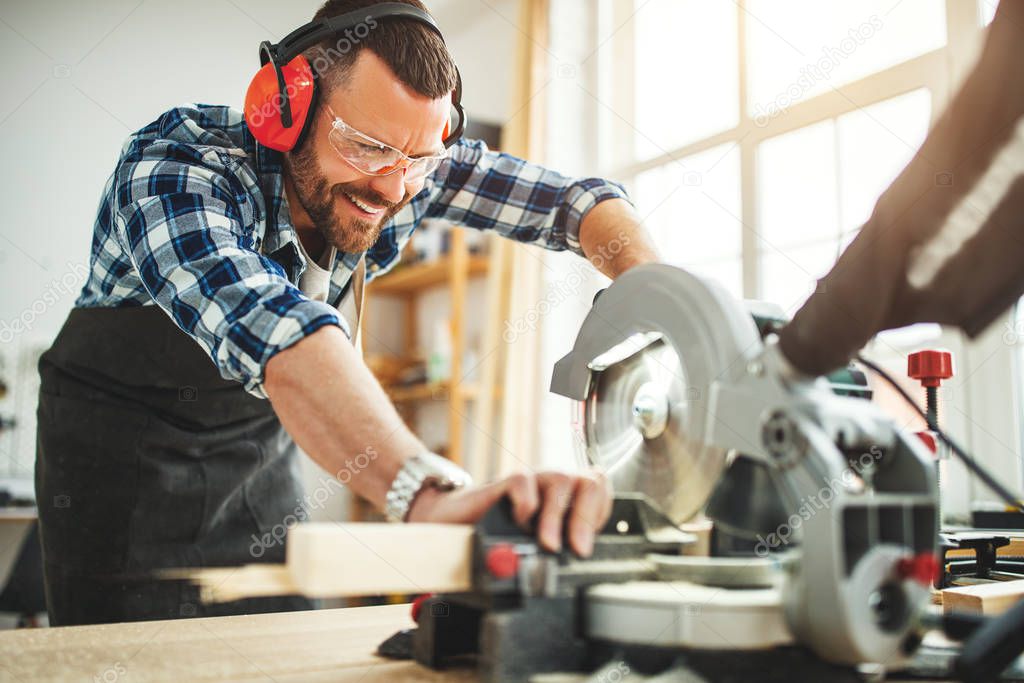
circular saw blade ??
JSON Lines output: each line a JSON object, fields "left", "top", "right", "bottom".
{"left": 581, "top": 336, "right": 727, "bottom": 524}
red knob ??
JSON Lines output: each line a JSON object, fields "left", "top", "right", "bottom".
{"left": 485, "top": 543, "right": 519, "bottom": 580}
{"left": 915, "top": 431, "right": 937, "bottom": 453}
{"left": 908, "top": 350, "right": 953, "bottom": 388}
{"left": 896, "top": 553, "right": 940, "bottom": 586}
{"left": 410, "top": 593, "right": 435, "bottom": 622}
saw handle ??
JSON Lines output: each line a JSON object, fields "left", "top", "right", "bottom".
{"left": 952, "top": 599, "right": 1024, "bottom": 682}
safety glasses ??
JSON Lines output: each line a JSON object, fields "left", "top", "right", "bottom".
{"left": 323, "top": 106, "right": 448, "bottom": 182}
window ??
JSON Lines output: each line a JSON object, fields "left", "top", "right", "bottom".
{"left": 757, "top": 88, "right": 931, "bottom": 311}
{"left": 598, "top": 0, "right": 967, "bottom": 310}
{"left": 635, "top": 143, "right": 743, "bottom": 297}
{"left": 745, "top": 0, "right": 945, "bottom": 114}
{"left": 633, "top": 1, "right": 738, "bottom": 159}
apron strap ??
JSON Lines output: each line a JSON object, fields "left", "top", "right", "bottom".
{"left": 339, "top": 256, "right": 366, "bottom": 355}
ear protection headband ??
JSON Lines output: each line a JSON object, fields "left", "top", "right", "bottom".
{"left": 244, "top": 2, "right": 466, "bottom": 152}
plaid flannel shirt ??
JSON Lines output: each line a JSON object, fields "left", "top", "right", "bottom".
{"left": 77, "top": 104, "right": 629, "bottom": 396}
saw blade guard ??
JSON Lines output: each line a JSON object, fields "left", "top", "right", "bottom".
{"left": 550, "top": 263, "right": 763, "bottom": 525}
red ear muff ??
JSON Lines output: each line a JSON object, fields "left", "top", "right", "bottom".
{"left": 245, "top": 55, "right": 316, "bottom": 152}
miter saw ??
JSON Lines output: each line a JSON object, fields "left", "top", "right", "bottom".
{"left": 381, "top": 263, "right": 1017, "bottom": 681}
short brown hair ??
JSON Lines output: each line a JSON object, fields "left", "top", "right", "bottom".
{"left": 306, "top": 0, "right": 457, "bottom": 99}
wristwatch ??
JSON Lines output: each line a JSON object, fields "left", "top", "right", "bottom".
{"left": 385, "top": 452, "right": 473, "bottom": 522}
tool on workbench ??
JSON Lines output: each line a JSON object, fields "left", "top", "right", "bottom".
{"left": 380, "top": 264, "right": 945, "bottom": 682}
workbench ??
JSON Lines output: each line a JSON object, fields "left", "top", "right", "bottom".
{"left": 0, "top": 603, "right": 965, "bottom": 682}
{"left": 0, "top": 604, "right": 473, "bottom": 682}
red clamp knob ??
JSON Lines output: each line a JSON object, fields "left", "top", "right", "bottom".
{"left": 410, "top": 593, "right": 435, "bottom": 622}
{"left": 896, "top": 553, "right": 940, "bottom": 586}
{"left": 907, "top": 350, "right": 953, "bottom": 388}
{"left": 485, "top": 543, "right": 519, "bottom": 580}
{"left": 915, "top": 431, "right": 937, "bottom": 454}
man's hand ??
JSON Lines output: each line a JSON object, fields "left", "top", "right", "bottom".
{"left": 406, "top": 469, "right": 612, "bottom": 557}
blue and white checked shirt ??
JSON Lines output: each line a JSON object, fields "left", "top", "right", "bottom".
{"left": 78, "top": 104, "right": 629, "bottom": 396}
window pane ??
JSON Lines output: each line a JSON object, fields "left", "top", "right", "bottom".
{"left": 745, "top": 0, "right": 946, "bottom": 118}
{"left": 837, "top": 88, "right": 932, "bottom": 235}
{"left": 634, "top": 0, "right": 738, "bottom": 160}
{"left": 760, "top": 242, "right": 839, "bottom": 314}
{"left": 689, "top": 259, "right": 744, "bottom": 301}
{"left": 634, "top": 144, "right": 743, "bottom": 295}
{"left": 756, "top": 119, "right": 839, "bottom": 249}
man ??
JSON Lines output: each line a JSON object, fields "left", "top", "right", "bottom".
{"left": 35, "top": 0, "right": 660, "bottom": 625}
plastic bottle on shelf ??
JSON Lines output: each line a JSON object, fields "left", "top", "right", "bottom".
{"left": 427, "top": 319, "right": 452, "bottom": 384}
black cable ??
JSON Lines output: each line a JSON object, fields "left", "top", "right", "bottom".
{"left": 854, "top": 354, "right": 1024, "bottom": 513}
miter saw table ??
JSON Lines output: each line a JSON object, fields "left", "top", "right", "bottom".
{"left": 376, "top": 264, "right": 1024, "bottom": 682}
{"left": 382, "top": 494, "right": 866, "bottom": 682}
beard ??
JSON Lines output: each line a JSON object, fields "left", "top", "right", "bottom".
{"left": 285, "top": 130, "right": 412, "bottom": 254}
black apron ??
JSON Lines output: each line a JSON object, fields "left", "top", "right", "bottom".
{"left": 35, "top": 305, "right": 316, "bottom": 625}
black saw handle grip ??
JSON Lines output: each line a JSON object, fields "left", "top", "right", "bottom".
{"left": 953, "top": 599, "right": 1024, "bottom": 683}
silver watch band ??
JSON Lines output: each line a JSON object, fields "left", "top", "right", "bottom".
{"left": 385, "top": 452, "right": 473, "bottom": 522}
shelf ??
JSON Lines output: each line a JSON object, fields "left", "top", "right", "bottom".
{"left": 386, "top": 382, "right": 449, "bottom": 403}
{"left": 384, "top": 380, "right": 492, "bottom": 403}
{"left": 369, "top": 255, "right": 489, "bottom": 296}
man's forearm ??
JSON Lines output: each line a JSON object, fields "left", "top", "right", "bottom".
{"left": 579, "top": 198, "right": 660, "bottom": 278}
{"left": 264, "top": 325, "right": 424, "bottom": 511}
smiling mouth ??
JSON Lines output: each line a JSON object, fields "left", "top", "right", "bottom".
{"left": 341, "top": 191, "right": 386, "bottom": 216}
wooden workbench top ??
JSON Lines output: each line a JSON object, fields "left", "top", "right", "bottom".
{"left": 0, "top": 603, "right": 475, "bottom": 682}
{"left": 0, "top": 602, "right": 965, "bottom": 682}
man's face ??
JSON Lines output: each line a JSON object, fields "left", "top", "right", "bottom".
{"left": 285, "top": 49, "right": 450, "bottom": 253}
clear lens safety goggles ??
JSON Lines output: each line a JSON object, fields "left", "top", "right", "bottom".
{"left": 324, "top": 106, "right": 448, "bottom": 182}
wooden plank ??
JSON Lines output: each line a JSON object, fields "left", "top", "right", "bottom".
{"left": 178, "top": 523, "right": 474, "bottom": 602}
{"left": 0, "top": 603, "right": 475, "bottom": 682}
{"left": 942, "top": 579, "right": 1024, "bottom": 615}
{"left": 286, "top": 523, "right": 473, "bottom": 598}
{"left": 164, "top": 565, "right": 297, "bottom": 604}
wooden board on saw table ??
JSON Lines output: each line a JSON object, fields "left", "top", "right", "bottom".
{"left": 173, "top": 523, "right": 475, "bottom": 602}
{"left": 942, "top": 579, "right": 1024, "bottom": 615}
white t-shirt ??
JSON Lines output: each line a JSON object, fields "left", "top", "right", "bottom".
{"left": 296, "top": 237, "right": 337, "bottom": 303}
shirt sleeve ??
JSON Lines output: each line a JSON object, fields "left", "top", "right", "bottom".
{"left": 112, "top": 147, "right": 347, "bottom": 397}
{"left": 425, "top": 138, "right": 631, "bottom": 257}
